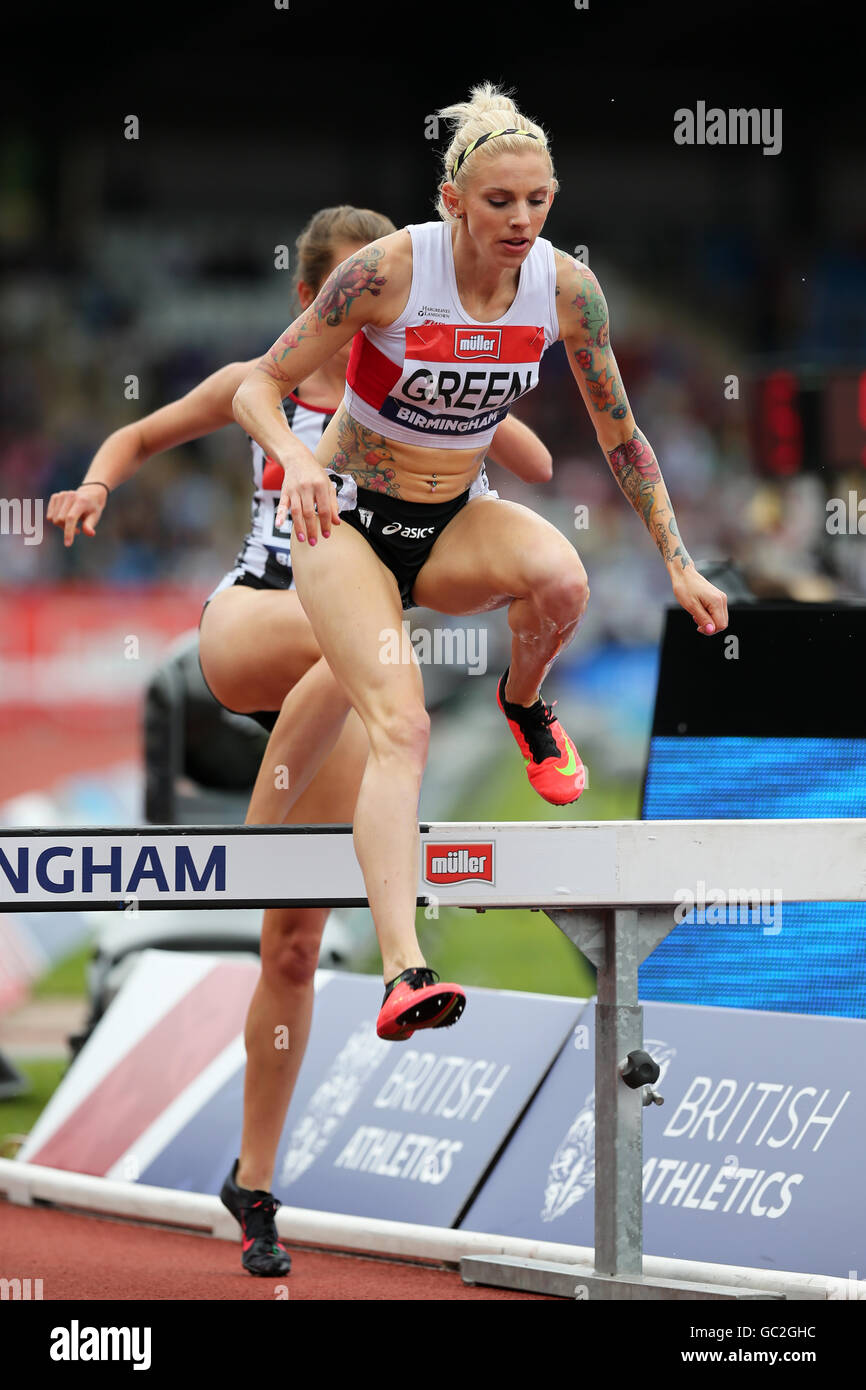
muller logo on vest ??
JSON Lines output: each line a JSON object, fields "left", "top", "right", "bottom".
{"left": 454, "top": 329, "right": 501, "bottom": 361}
{"left": 424, "top": 843, "right": 495, "bottom": 885}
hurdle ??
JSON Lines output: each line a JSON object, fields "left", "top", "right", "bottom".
{"left": 2, "top": 818, "right": 864, "bottom": 1300}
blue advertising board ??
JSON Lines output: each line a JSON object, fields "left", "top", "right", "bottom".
{"left": 141, "top": 972, "right": 587, "bottom": 1227}
{"left": 462, "top": 1000, "right": 863, "bottom": 1277}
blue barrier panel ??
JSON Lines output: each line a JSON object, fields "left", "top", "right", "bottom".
{"left": 141, "top": 972, "right": 587, "bottom": 1227}
{"left": 641, "top": 735, "right": 866, "bottom": 1016}
{"left": 461, "top": 999, "right": 863, "bottom": 1277}
{"left": 641, "top": 604, "right": 866, "bottom": 1017}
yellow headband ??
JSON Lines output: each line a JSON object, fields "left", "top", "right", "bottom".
{"left": 451, "top": 127, "right": 541, "bottom": 181}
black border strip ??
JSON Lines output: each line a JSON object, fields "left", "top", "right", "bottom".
{"left": 652, "top": 602, "right": 866, "bottom": 738}
{"left": 0, "top": 899, "right": 556, "bottom": 913}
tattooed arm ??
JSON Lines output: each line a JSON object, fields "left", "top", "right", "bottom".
{"left": 233, "top": 231, "right": 411, "bottom": 543}
{"left": 555, "top": 249, "right": 728, "bottom": 636}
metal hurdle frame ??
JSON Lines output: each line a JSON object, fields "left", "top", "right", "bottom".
{"left": 2, "top": 818, "right": 865, "bottom": 1300}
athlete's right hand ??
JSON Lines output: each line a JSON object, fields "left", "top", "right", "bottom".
{"left": 46, "top": 485, "right": 107, "bottom": 547}
{"left": 274, "top": 449, "right": 341, "bottom": 544}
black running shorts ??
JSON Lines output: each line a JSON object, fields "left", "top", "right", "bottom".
{"left": 329, "top": 471, "right": 472, "bottom": 610}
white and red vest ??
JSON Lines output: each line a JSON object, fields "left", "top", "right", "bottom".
{"left": 343, "top": 221, "right": 559, "bottom": 450}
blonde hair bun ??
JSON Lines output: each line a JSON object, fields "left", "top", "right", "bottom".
{"left": 434, "top": 82, "right": 557, "bottom": 221}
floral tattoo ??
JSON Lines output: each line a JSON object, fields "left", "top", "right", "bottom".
{"left": 553, "top": 247, "right": 608, "bottom": 346}
{"left": 554, "top": 249, "right": 692, "bottom": 572}
{"left": 259, "top": 247, "right": 387, "bottom": 384}
{"left": 317, "top": 251, "right": 387, "bottom": 327}
{"left": 607, "top": 428, "right": 692, "bottom": 570}
{"left": 330, "top": 409, "right": 400, "bottom": 496}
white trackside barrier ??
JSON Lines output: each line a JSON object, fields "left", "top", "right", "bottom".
{"left": 0, "top": 819, "right": 863, "bottom": 910}
{"left": 3, "top": 818, "right": 864, "bottom": 1299}
{"left": 1, "top": 1159, "right": 863, "bottom": 1301}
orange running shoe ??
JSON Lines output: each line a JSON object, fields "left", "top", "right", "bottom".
{"left": 496, "top": 668, "right": 585, "bottom": 806}
{"left": 376, "top": 967, "right": 466, "bottom": 1041}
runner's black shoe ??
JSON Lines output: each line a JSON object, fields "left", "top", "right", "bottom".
{"left": 220, "top": 1159, "right": 292, "bottom": 1277}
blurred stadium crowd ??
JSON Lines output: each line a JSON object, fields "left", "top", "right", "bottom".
{"left": 2, "top": 148, "right": 866, "bottom": 642}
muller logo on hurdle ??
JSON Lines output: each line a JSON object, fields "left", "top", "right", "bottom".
{"left": 424, "top": 842, "right": 494, "bottom": 885}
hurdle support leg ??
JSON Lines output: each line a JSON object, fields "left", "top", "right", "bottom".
{"left": 460, "top": 906, "right": 788, "bottom": 1301}
{"left": 594, "top": 908, "right": 643, "bottom": 1277}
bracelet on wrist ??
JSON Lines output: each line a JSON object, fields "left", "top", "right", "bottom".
{"left": 79, "top": 481, "right": 110, "bottom": 500}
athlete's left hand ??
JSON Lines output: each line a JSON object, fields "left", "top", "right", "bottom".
{"left": 670, "top": 567, "right": 728, "bottom": 636}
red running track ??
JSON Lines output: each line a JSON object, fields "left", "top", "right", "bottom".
{"left": 0, "top": 1204, "right": 557, "bottom": 1301}
{"left": 0, "top": 712, "right": 138, "bottom": 801}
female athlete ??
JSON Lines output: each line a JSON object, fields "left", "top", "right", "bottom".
{"left": 46, "top": 202, "right": 555, "bottom": 1276}
{"left": 232, "top": 86, "right": 729, "bottom": 1054}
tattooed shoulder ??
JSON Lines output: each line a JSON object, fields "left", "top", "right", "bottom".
{"left": 316, "top": 245, "right": 388, "bottom": 329}
{"left": 554, "top": 248, "right": 609, "bottom": 350}
{"left": 263, "top": 239, "right": 400, "bottom": 384}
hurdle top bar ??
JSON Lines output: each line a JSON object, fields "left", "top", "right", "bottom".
{"left": 0, "top": 820, "right": 863, "bottom": 910}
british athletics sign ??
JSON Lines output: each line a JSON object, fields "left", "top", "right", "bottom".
{"left": 462, "top": 999, "right": 864, "bottom": 1277}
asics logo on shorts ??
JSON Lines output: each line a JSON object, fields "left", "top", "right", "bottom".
{"left": 381, "top": 521, "right": 436, "bottom": 539}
